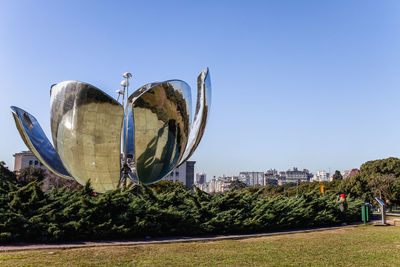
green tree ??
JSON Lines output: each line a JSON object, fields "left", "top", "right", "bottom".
{"left": 17, "top": 167, "right": 45, "bottom": 185}
{"left": 360, "top": 157, "right": 400, "bottom": 178}
{"left": 0, "top": 158, "right": 372, "bottom": 244}
{"left": 368, "top": 174, "right": 400, "bottom": 205}
{"left": 338, "top": 157, "right": 400, "bottom": 203}
{"left": 332, "top": 170, "right": 343, "bottom": 181}
{"left": 0, "top": 161, "right": 16, "bottom": 183}
{"left": 339, "top": 174, "right": 371, "bottom": 201}
{"left": 229, "top": 180, "right": 247, "bottom": 190}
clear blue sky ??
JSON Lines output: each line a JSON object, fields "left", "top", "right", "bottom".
{"left": 1, "top": 0, "right": 400, "bottom": 180}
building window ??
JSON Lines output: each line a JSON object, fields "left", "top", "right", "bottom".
{"left": 35, "top": 160, "right": 38, "bottom": 166}
{"left": 29, "top": 160, "right": 33, "bottom": 165}
{"left": 175, "top": 171, "right": 179, "bottom": 176}
{"left": 40, "top": 163, "right": 43, "bottom": 166}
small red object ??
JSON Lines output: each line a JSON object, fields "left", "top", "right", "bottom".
{"left": 340, "top": 194, "right": 345, "bottom": 198}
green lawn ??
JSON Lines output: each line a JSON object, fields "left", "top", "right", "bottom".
{"left": 1, "top": 225, "right": 400, "bottom": 266}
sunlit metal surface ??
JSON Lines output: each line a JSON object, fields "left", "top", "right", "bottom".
{"left": 131, "top": 80, "right": 192, "bottom": 184}
{"left": 178, "top": 68, "right": 211, "bottom": 165}
{"left": 10, "top": 106, "right": 72, "bottom": 180}
{"left": 11, "top": 69, "right": 211, "bottom": 192}
{"left": 123, "top": 104, "right": 134, "bottom": 158}
{"left": 50, "top": 81, "right": 124, "bottom": 192}
{"left": 124, "top": 82, "right": 158, "bottom": 159}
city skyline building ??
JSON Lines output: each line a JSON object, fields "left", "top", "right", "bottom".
{"left": 13, "top": 151, "right": 80, "bottom": 191}
{"left": 13, "top": 151, "right": 46, "bottom": 174}
{"left": 162, "top": 161, "right": 196, "bottom": 187}
{"left": 201, "top": 175, "right": 233, "bottom": 194}
{"left": 11, "top": 151, "right": 361, "bottom": 193}
{"left": 13, "top": 150, "right": 196, "bottom": 188}
{"left": 265, "top": 169, "right": 279, "bottom": 186}
{"left": 278, "top": 167, "right": 312, "bottom": 185}
{"left": 311, "top": 170, "right": 330, "bottom": 182}
{"left": 239, "top": 172, "right": 265, "bottom": 187}
{"left": 342, "top": 169, "right": 360, "bottom": 179}
{"left": 195, "top": 173, "right": 206, "bottom": 185}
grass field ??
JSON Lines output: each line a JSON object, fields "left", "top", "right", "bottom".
{"left": 1, "top": 225, "right": 400, "bottom": 266}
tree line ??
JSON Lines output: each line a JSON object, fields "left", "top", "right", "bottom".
{"left": 266, "top": 157, "right": 400, "bottom": 206}
{"left": 0, "top": 161, "right": 363, "bottom": 243}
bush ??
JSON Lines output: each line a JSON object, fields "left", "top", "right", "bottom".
{"left": 0, "top": 178, "right": 363, "bottom": 243}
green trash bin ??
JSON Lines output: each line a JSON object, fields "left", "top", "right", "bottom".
{"left": 361, "top": 203, "right": 370, "bottom": 224}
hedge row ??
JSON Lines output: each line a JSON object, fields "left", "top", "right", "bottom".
{"left": 0, "top": 179, "right": 363, "bottom": 243}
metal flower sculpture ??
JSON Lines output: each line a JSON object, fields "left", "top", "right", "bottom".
{"left": 11, "top": 68, "right": 211, "bottom": 192}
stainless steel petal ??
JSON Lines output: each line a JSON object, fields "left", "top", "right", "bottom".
{"left": 131, "top": 80, "right": 192, "bottom": 184}
{"left": 123, "top": 104, "right": 134, "bottom": 158}
{"left": 124, "top": 82, "right": 158, "bottom": 159}
{"left": 178, "top": 67, "right": 211, "bottom": 165}
{"left": 10, "top": 106, "right": 72, "bottom": 180}
{"left": 50, "top": 81, "right": 124, "bottom": 192}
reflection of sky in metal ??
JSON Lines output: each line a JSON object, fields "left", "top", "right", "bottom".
{"left": 50, "top": 81, "right": 124, "bottom": 193}
{"left": 132, "top": 80, "right": 192, "bottom": 184}
{"left": 11, "top": 69, "right": 211, "bottom": 192}
{"left": 179, "top": 68, "right": 211, "bottom": 165}
{"left": 10, "top": 106, "right": 72, "bottom": 180}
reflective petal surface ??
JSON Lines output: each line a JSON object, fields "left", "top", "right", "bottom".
{"left": 50, "top": 81, "right": 124, "bottom": 192}
{"left": 123, "top": 104, "right": 134, "bottom": 158}
{"left": 124, "top": 82, "right": 158, "bottom": 159}
{"left": 131, "top": 80, "right": 192, "bottom": 184}
{"left": 178, "top": 67, "right": 211, "bottom": 165}
{"left": 11, "top": 69, "right": 211, "bottom": 191}
{"left": 10, "top": 106, "right": 72, "bottom": 179}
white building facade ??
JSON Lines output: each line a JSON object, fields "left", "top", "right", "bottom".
{"left": 239, "top": 172, "right": 265, "bottom": 186}
{"left": 311, "top": 170, "right": 330, "bottom": 182}
{"left": 13, "top": 151, "right": 46, "bottom": 173}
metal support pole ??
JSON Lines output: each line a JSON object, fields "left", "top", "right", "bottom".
{"left": 118, "top": 72, "right": 133, "bottom": 188}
